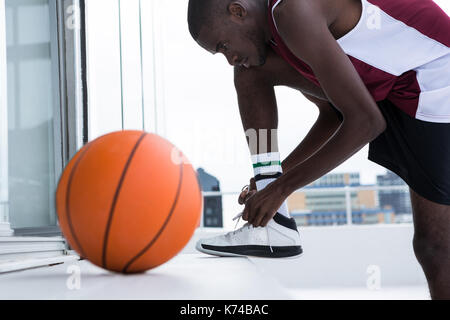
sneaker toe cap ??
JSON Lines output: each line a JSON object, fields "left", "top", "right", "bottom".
{"left": 196, "top": 235, "right": 226, "bottom": 248}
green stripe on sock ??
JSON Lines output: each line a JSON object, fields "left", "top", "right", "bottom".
{"left": 252, "top": 161, "right": 282, "bottom": 169}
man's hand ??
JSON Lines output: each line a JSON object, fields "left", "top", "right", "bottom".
{"left": 238, "top": 178, "right": 257, "bottom": 205}
{"left": 242, "top": 180, "right": 287, "bottom": 227}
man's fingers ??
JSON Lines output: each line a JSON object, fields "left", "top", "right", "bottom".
{"left": 246, "top": 190, "right": 257, "bottom": 200}
{"left": 239, "top": 189, "right": 257, "bottom": 205}
{"left": 246, "top": 205, "right": 253, "bottom": 224}
{"left": 255, "top": 206, "right": 276, "bottom": 227}
{"left": 242, "top": 203, "right": 249, "bottom": 221}
{"left": 261, "top": 215, "right": 272, "bottom": 228}
{"left": 252, "top": 210, "right": 265, "bottom": 227}
{"left": 249, "top": 206, "right": 261, "bottom": 226}
{"left": 250, "top": 178, "right": 257, "bottom": 191}
{"left": 238, "top": 190, "right": 247, "bottom": 205}
{"left": 239, "top": 179, "right": 257, "bottom": 205}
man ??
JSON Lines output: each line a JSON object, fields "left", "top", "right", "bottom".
{"left": 188, "top": 0, "right": 450, "bottom": 299}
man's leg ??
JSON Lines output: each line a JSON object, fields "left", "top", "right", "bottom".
{"left": 235, "top": 66, "right": 291, "bottom": 218}
{"left": 410, "top": 188, "right": 450, "bottom": 299}
{"left": 195, "top": 66, "right": 303, "bottom": 258}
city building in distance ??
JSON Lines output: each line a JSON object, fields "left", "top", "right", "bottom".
{"left": 377, "top": 171, "right": 413, "bottom": 223}
{"left": 288, "top": 173, "right": 396, "bottom": 226}
{"left": 197, "top": 168, "right": 223, "bottom": 228}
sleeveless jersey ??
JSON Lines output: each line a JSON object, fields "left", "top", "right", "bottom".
{"left": 268, "top": 0, "right": 450, "bottom": 123}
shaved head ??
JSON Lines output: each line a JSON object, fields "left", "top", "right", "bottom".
{"left": 187, "top": 0, "right": 271, "bottom": 68}
{"left": 188, "top": 0, "right": 230, "bottom": 41}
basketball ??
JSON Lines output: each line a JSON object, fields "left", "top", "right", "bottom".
{"left": 55, "top": 131, "right": 202, "bottom": 274}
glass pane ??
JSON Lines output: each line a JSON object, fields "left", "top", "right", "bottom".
{"left": 5, "top": 0, "right": 57, "bottom": 229}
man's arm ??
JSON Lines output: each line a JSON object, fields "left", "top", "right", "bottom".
{"left": 274, "top": 0, "right": 386, "bottom": 192}
{"left": 243, "top": 0, "right": 386, "bottom": 226}
{"left": 235, "top": 64, "right": 342, "bottom": 204}
{"left": 282, "top": 94, "right": 342, "bottom": 173}
{"left": 234, "top": 49, "right": 343, "bottom": 173}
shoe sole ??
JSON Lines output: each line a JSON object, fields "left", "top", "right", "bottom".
{"left": 196, "top": 242, "right": 303, "bottom": 259}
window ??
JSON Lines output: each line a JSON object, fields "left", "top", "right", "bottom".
{"left": 0, "top": 0, "right": 86, "bottom": 267}
{"left": 5, "top": 0, "right": 59, "bottom": 230}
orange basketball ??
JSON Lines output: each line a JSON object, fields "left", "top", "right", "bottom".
{"left": 55, "top": 130, "right": 202, "bottom": 273}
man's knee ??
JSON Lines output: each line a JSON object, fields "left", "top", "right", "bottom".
{"left": 413, "top": 234, "right": 449, "bottom": 272}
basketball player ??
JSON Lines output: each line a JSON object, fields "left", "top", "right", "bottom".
{"left": 188, "top": 0, "right": 450, "bottom": 299}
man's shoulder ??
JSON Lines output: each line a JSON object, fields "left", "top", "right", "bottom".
{"left": 272, "top": 0, "right": 314, "bottom": 20}
{"left": 272, "top": 0, "right": 325, "bottom": 36}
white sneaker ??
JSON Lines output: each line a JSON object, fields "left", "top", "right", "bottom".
{"left": 196, "top": 213, "right": 303, "bottom": 258}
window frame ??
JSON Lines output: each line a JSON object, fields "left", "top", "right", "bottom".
{"left": 0, "top": 0, "right": 87, "bottom": 270}
{"left": 9, "top": 0, "right": 88, "bottom": 236}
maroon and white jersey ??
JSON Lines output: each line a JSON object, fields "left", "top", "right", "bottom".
{"left": 268, "top": 0, "right": 450, "bottom": 123}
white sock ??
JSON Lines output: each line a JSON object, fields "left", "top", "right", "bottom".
{"left": 251, "top": 152, "right": 290, "bottom": 218}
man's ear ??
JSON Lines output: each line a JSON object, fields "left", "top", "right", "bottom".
{"left": 228, "top": 1, "right": 247, "bottom": 19}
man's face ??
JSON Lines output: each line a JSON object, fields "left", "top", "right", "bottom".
{"left": 196, "top": 19, "right": 268, "bottom": 68}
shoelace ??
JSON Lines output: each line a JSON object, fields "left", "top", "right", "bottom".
{"left": 231, "top": 212, "right": 273, "bottom": 253}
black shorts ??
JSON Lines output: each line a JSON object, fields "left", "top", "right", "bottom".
{"left": 368, "top": 99, "right": 450, "bottom": 206}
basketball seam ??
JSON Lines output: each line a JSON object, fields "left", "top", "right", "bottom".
{"left": 122, "top": 153, "right": 184, "bottom": 273}
{"left": 101, "top": 132, "right": 148, "bottom": 269}
{"left": 64, "top": 143, "right": 93, "bottom": 258}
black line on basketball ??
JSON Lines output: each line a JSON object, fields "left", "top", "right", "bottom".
{"left": 102, "top": 132, "right": 148, "bottom": 269}
{"left": 65, "top": 143, "right": 93, "bottom": 258}
{"left": 122, "top": 154, "right": 184, "bottom": 273}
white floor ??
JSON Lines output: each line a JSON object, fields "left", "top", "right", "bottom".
{"left": 287, "top": 286, "right": 429, "bottom": 300}
{"left": 0, "top": 225, "right": 431, "bottom": 300}
{"left": 0, "top": 253, "right": 429, "bottom": 300}
{"left": 0, "top": 254, "right": 290, "bottom": 300}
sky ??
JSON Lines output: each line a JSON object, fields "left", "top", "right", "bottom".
{"left": 154, "top": 0, "right": 449, "bottom": 226}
